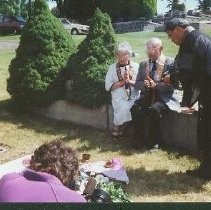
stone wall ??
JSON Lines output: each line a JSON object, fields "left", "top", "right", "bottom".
{"left": 43, "top": 100, "right": 113, "bottom": 130}
{"left": 112, "top": 20, "right": 162, "bottom": 33}
{"left": 111, "top": 19, "right": 211, "bottom": 34}
{"left": 42, "top": 100, "right": 198, "bottom": 154}
{"left": 162, "top": 111, "right": 198, "bottom": 154}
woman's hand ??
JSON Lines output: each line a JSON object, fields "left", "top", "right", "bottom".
{"left": 110, "top": 79, "right": 126, "bottom": 91}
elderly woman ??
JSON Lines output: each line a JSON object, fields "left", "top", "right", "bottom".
{"left": 0, "top": 140, "right": 86, "bottom": 202}
{"left": 105, "top": 42, "right": 139, "bottom": 137}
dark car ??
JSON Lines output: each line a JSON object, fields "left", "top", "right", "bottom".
{"left": 0, "top": 15, "right": 26, "bottom": 34}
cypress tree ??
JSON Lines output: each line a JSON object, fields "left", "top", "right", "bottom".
{"left": 7, "top": 0, "right": 75, "bottom": 106}
{"left": 67, "top": 8, "right": 116, "bottom": 108}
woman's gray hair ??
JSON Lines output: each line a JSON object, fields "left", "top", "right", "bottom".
{"left": 146, "top": 37, "right": 163, "bottom": 48}
{"left": 115, "top": 41, "right": 133, "bottom": 56}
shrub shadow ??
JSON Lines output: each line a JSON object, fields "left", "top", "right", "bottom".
{"left": 0, "top": 99, "right": 135, "bottom": 155}
{"left": 0, "top": 99, "right": 202, "bottom": 158}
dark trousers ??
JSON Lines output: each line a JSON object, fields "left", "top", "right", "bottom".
{"left": 198, "top": 87, "right": 211, "bottom": 174}
{"left": 131, "top": 101, "right": 167, "bottom": 149}
{"left": 193, "top": 74, "right": 211, "bottom": 178}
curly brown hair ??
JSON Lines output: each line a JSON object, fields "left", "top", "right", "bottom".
{"left": 29, "top": 140, "right": 79, "bottom": 187}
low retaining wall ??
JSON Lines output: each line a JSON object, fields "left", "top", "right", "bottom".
{"left": 44, "top": 100, "right": 113, "bottom": 130}
{"left": 190, "top": 21, "right": 211, "bottom": 32}
{"left": 43, "top": 100, "right": 198, "bottom": 154}
{"left": 112, "top": 20, "right": 162, "bottom": 33}
{"left": 161, "top": 111, "right": 198, "bottom": 154}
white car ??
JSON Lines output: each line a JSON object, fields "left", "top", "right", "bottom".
{"left": 59, "top": 18, "right": 89, "bottom": 35}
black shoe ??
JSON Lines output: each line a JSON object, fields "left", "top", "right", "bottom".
{"left": 186, "top": 168, "right": 211, "bottom": 180}
{"left": 186, "top": 169, "right": 201, "bottom": 178}
{"left": 148, "top": 144, "right": 159, "bottom": 153}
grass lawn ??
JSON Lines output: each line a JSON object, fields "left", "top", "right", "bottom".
{"left": 0, "top": 34, "right": 20, "bottom": 41}
{"left": 1, "top": 32, "right": 211, "bottom": 202}
{"left": 116, "top": 31, "right": 179, "bottom": 60}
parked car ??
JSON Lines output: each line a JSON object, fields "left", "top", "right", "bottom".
{"left": 187, "top": 10, "right": 194, "bottom": 16}
{"left": 58, "top": 18, "right": 89, "bottom": 35}
{"left": 0, "top": 15, "right": 26, "bottom": 34}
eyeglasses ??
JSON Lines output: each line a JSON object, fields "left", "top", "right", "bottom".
{"left": 146, "top": 46, "right": 160, "bottom": 53}
{"left": 116, "top": 52, "right": 130, "bottom": 58}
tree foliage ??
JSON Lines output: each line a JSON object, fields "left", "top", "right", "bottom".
{"left": 0, "top": 0, "right": 35, "bottom": 18}
{"left": 53, "top": 0, "right": 157, "bottom": 22}
{"left": 198, "top": 0, "right": 211, "bottom": 10}
{"left": 52, "top": 0, "right": 71, "bottom": 17}
{"left": 163, "top": 0, "right": 186, "bottom": 12}
{"left": 98, "top": 0, "right": 156, "bottom": 21}
{"left": 67, "top": 8, "right": 116, "bottom": 108}
{"left": 7, "top": 0, "right": 75, "bottom": 106}
{"left": 0, "top": 0, "right": 22, "bottom": 15}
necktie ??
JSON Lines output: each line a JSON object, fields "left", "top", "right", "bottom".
{"left": 150, "top": 60, "right": 156, "bottom": 79}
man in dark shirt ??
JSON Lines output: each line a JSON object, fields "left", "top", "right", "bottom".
{"left": 165, "top": 18, "right": 211, "bottom": 180}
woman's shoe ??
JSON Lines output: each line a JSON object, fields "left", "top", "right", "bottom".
{"left": 112, "top": 126, "right": 119, "bottom": 137}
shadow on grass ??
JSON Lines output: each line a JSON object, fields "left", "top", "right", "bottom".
{"left": 0, "top": 99, "right": 135, "bottom": 155}
{"left": 126, "top": 167, "right": 207, "bottom": 197}
{"left": 0, "top": 99, "right": 202, "bottom": 159}
{"left": 0, "top": 99, "right": 207, "bottom": 196}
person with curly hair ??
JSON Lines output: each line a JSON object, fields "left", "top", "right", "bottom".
{"left": 0, "top": 140, "right": 86, "bottom": 202}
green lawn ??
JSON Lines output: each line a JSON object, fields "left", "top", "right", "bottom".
{"left": 1, "top": 32, "right": 211, "bottom": 202}
{"left": 72, "top": 31, "right": 179, "bottom": 62}
{"left": 0, "top": 31, "right": 178, "bottom": 60}
{"left": 116, "top": 31, "right": 178, "bottom": 60}
{"left": 0, "top": 50, "right": 15, "bottom": 100}
{"left": 0, "top": 34, "right": 20, "bottom": 41}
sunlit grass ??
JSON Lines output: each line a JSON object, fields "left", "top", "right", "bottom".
{"left": 0, "top": 34, "right": 20, "bottom": 41}
{"left": 0, "top": 50, "right": 15, "bottom": 100}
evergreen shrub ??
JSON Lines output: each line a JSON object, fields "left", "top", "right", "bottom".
{"left": 67, "top": 8, "right": 116, "bottom": 108}
{"left": 7, "top": 0, "right": 75, "bottom": 106}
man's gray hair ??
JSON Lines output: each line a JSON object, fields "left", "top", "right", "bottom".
{"left": 146, "top": 37, "right": 162, "bottom": 48}
{"left": 115, "top": 41, "right": 132, "bottom": 55}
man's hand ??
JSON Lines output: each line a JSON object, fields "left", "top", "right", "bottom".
{"left": 180, "top": 107, "right": 196, "bottom": 114}
{"left": 162, "top": 75, "right": 171, "bottom": 85}
{"left": 144, "top": 76, "right": 157, "bottom": 88}
{"left": 144, "top": 79, "right": 151, "bottom": 88}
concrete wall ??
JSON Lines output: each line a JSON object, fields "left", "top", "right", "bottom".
{"left": 44, "top": 100, "right": 113, "bottom": 130}
{"left": 43, "top": 100, "right": 198, "bottom": 154}
{"left": 161, "top": 111, "right": 198, "bottom": 154}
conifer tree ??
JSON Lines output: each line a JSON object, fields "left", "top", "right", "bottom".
{"left": 67, "top": 8, "right": 116, "bottom": 108}
{"left": 7, "top": 0, "right": 75, "bottom": 106}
